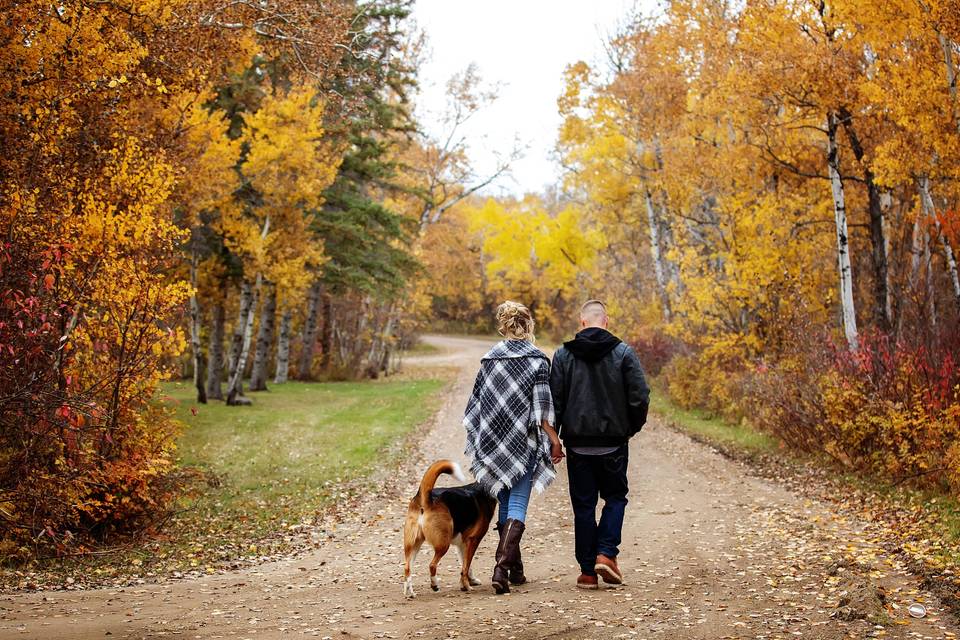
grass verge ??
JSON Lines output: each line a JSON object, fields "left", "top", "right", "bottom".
{"left": 648, "top": 384, "right": 777, "bottom": 457}
{"left": 2, "top": 375, "right": 448, "bottom": 590}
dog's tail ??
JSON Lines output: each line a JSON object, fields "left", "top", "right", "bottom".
{"left": 417, "top": 459, "right": 466, "bottom": 511}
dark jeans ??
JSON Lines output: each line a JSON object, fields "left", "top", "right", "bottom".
{"left": 566, "top": 445, "right": 629, "bottom": 576}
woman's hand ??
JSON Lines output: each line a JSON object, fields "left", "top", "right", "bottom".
{"left": 542, "top": 420, "right": 564, "bottom": 464}
{"left": 550, "top": 440, "right": 565, "bottom": 464}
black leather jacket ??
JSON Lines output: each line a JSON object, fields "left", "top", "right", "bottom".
{"left": 549, "top": 328, "right": 650, "bottom": 447}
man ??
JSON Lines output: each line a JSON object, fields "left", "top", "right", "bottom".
{"left": 550, "top": 300, "right": 650, "bottom": 589}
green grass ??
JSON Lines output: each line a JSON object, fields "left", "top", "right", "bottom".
{"left": 649, "top": 383, "right": 777, "bottom": 455}
{"left": 163, "top": 378, "right": 446, "bottom": 532}
{"left": 0, "top": 375, "right": 449, "bottom": 587}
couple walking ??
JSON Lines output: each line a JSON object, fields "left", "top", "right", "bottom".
{"left": 462, "top": 299, "right": 650, "bottom": 593}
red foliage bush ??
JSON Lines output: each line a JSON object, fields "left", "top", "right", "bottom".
{"left": 628, "top": 329, "right": 681, "bottom": 377}
{"left": 744, "top": 324, "right": 960, "bottom": 491}
{"left": 0, "top": 241, "right": 180, "bottom": 561}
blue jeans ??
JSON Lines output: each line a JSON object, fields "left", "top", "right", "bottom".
{"left": 566, "top": 445, "right": 629, "bottom": 576}
{"left": 497, "top": 463, "right": 535, "bottom": 526}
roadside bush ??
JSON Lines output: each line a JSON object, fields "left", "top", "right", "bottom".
{"left": 745, "top": 330, "right": 960, "bottom": 491}
{"left": 628, "top": 329, "right": 680, "bottom": 377}
{"left": 1, "top": 225, "right": 185, "bottom": 561}
{"left": 662, "top": 343, "right": 750, "bottom": 423}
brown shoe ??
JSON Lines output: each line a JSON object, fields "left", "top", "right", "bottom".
{"left": 576, "top": 573, "right": 599, "bottom": 590}
{"left": 594, "top": 554, "right": 623, "bottom": 584}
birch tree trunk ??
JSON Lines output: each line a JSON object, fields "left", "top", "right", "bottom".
{"left": 644, "top": 187, "right": 672, "bottom": 322}
{"left": 652, "top": 137, "right": 683, "bottom": 295}
{"left": 917, "top": 175, "right": 960, "bottom": 312}
{"left": 838, "top": 108, "right": 891, "bottom": 330}
{"left": 940, "top": 33, "right": 960, "bottom": 136}
{"left": 188, "top": 247, "right": 207, "bottom": 404}
{"left": 226, "top": 278, "right": 258, "bottom": 405}
{"left": 225, "top": 280, "right": 253, "bottom": 396}
{"left": 273, "top": 310, "right": 292, "bottom": 384}
{"left": 226, "top": 217, "right": 269, "bottom": 405}
{"left": 379, "top": 313, "right": 397, "bottom": 375}
{"left": 826, "top": 112, "right": 859, "bottom": 350}
{"left": 924, "top": 231, "right": 938, "bottom": 329}
{"left": 909, "top": 203, "right": 925, "bottom": 292}
{"left": 296, "top": 281, "right": 321, "bottom": 380}
{"left": 249, "top": 284, "right": 277, "bottom": 391}
{"left": 206, "top": 300, "right": 225, "bottom": 400}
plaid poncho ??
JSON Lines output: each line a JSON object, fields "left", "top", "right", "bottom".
{"left": 462, "top": 339, "right": 556, "bottom": 497}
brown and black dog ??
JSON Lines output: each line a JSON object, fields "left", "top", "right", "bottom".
{"left": 402, "top": 460, "right": 497, "bottom": 597}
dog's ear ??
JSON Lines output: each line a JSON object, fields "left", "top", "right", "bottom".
{"left": 452, "top": 463, "right": 466, "bottom": 482}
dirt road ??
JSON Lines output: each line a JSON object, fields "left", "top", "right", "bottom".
{"left": 2, "top": 335, "right": 957, "bottom": 639}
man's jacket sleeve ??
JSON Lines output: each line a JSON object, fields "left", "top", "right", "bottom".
{"left": 549, "top": 351, "right": 566, "bottom": 432}
{"left": 622, "top": 346, "right": 650, "bottom": 434}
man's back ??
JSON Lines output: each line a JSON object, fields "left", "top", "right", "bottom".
{"left": 550, "top": 327, "right": 650, "bottom": 447}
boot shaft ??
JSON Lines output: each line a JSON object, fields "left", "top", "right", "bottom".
{"left": 500, "top": 518, "right": 525, "bottom": 567}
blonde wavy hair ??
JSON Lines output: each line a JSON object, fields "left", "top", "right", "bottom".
{"left": 496, "top": 300, "right": 536, "bottom": 342}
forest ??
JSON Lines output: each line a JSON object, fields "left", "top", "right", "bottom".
{"left": 0, "top": 0, "right": 495, "bottom": 559}
{"left": 3, "top": 0, "right": 960, "bottom": 565}
{"left": 422, "top": 0, "right": 960, "bottom": 494}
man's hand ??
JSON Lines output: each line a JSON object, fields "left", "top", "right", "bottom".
{"left": 550, "top": 440, "right": 565, "bottom": 464}
{"left": 542, "top": 420, "right": 564, "bottom": 464}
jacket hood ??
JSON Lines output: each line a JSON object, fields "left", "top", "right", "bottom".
{"left": 563, "top": 327, "right": 622, "bottom": 362}
{"left": 481, "top": 338, "right": 548, "bottom": 361}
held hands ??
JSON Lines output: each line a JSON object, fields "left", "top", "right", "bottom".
{"left": 541, "top": 420, "right": 564, "bottom": 464}
{"left": 550, "top": 439, "right": 565, "bottom": 465}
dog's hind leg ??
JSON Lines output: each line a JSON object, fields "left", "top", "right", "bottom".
{"left": 429, "top": 543, "right": 449, "bottom": 592}
{"left": 452, "top": 537, "right": 472, "bottom": 591}
{"left": 403, "top": 534, "right": 424, "bottom": 598}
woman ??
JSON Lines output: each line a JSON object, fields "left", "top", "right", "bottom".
{"left": 462, "top": 301, "right": 564, "bottom": 594}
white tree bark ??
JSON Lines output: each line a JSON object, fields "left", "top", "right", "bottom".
{"left": 226, "top": 217, "right": 270, "bottom": 405}
{"left": 880, "top": 192, "right": 894, "bottom": 325}
{"left": 225, "top": 280, "right": 255, "bottom": 405}
{"left": 644, "top": 187, "right": 672, "bottom": 322}
{"left": 917, "top": 176, "right": 960, "bottom": 311}
{"left": 188, "top": 247, "right": 207, "bottom": 404}
{"left": 909, "top": 202, "right": 925, "bottom": 291}
{"left": 273, "top": 310, "right": 292, "bottom": 384}
{"left": 225, "top": 281, "right": 252, "bottom": 389}
{"left": 827, "top": 113, "right": 859, "bottom": 350}
{"left": 940, "top": 33, "right": 960, "bottom": 136}
{"left": 652, "top": 138, "right": 683, "bottom": 295}
{"left": 249, "top": 285, "right": 276, "bottom": 391}
{"left": 206, "top": 301, "right": 225, "bottom": 400}
{"left": 925, "top": 229, "right": 938, "bottom": 328}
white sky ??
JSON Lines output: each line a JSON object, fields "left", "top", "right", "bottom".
{"left": 411, "top": 0, "right": 659, "bottom": 196}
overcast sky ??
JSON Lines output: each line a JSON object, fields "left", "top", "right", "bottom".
{"left": 411, "top": 0, "right": 659, "bottom": 197}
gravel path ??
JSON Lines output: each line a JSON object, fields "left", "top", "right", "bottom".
{"left": 1, "top": 334, "right": 957, "bottom": 640}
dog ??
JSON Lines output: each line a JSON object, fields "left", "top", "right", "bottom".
{"left": 402, "top": 459, "right": 497, "bottom": 597}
